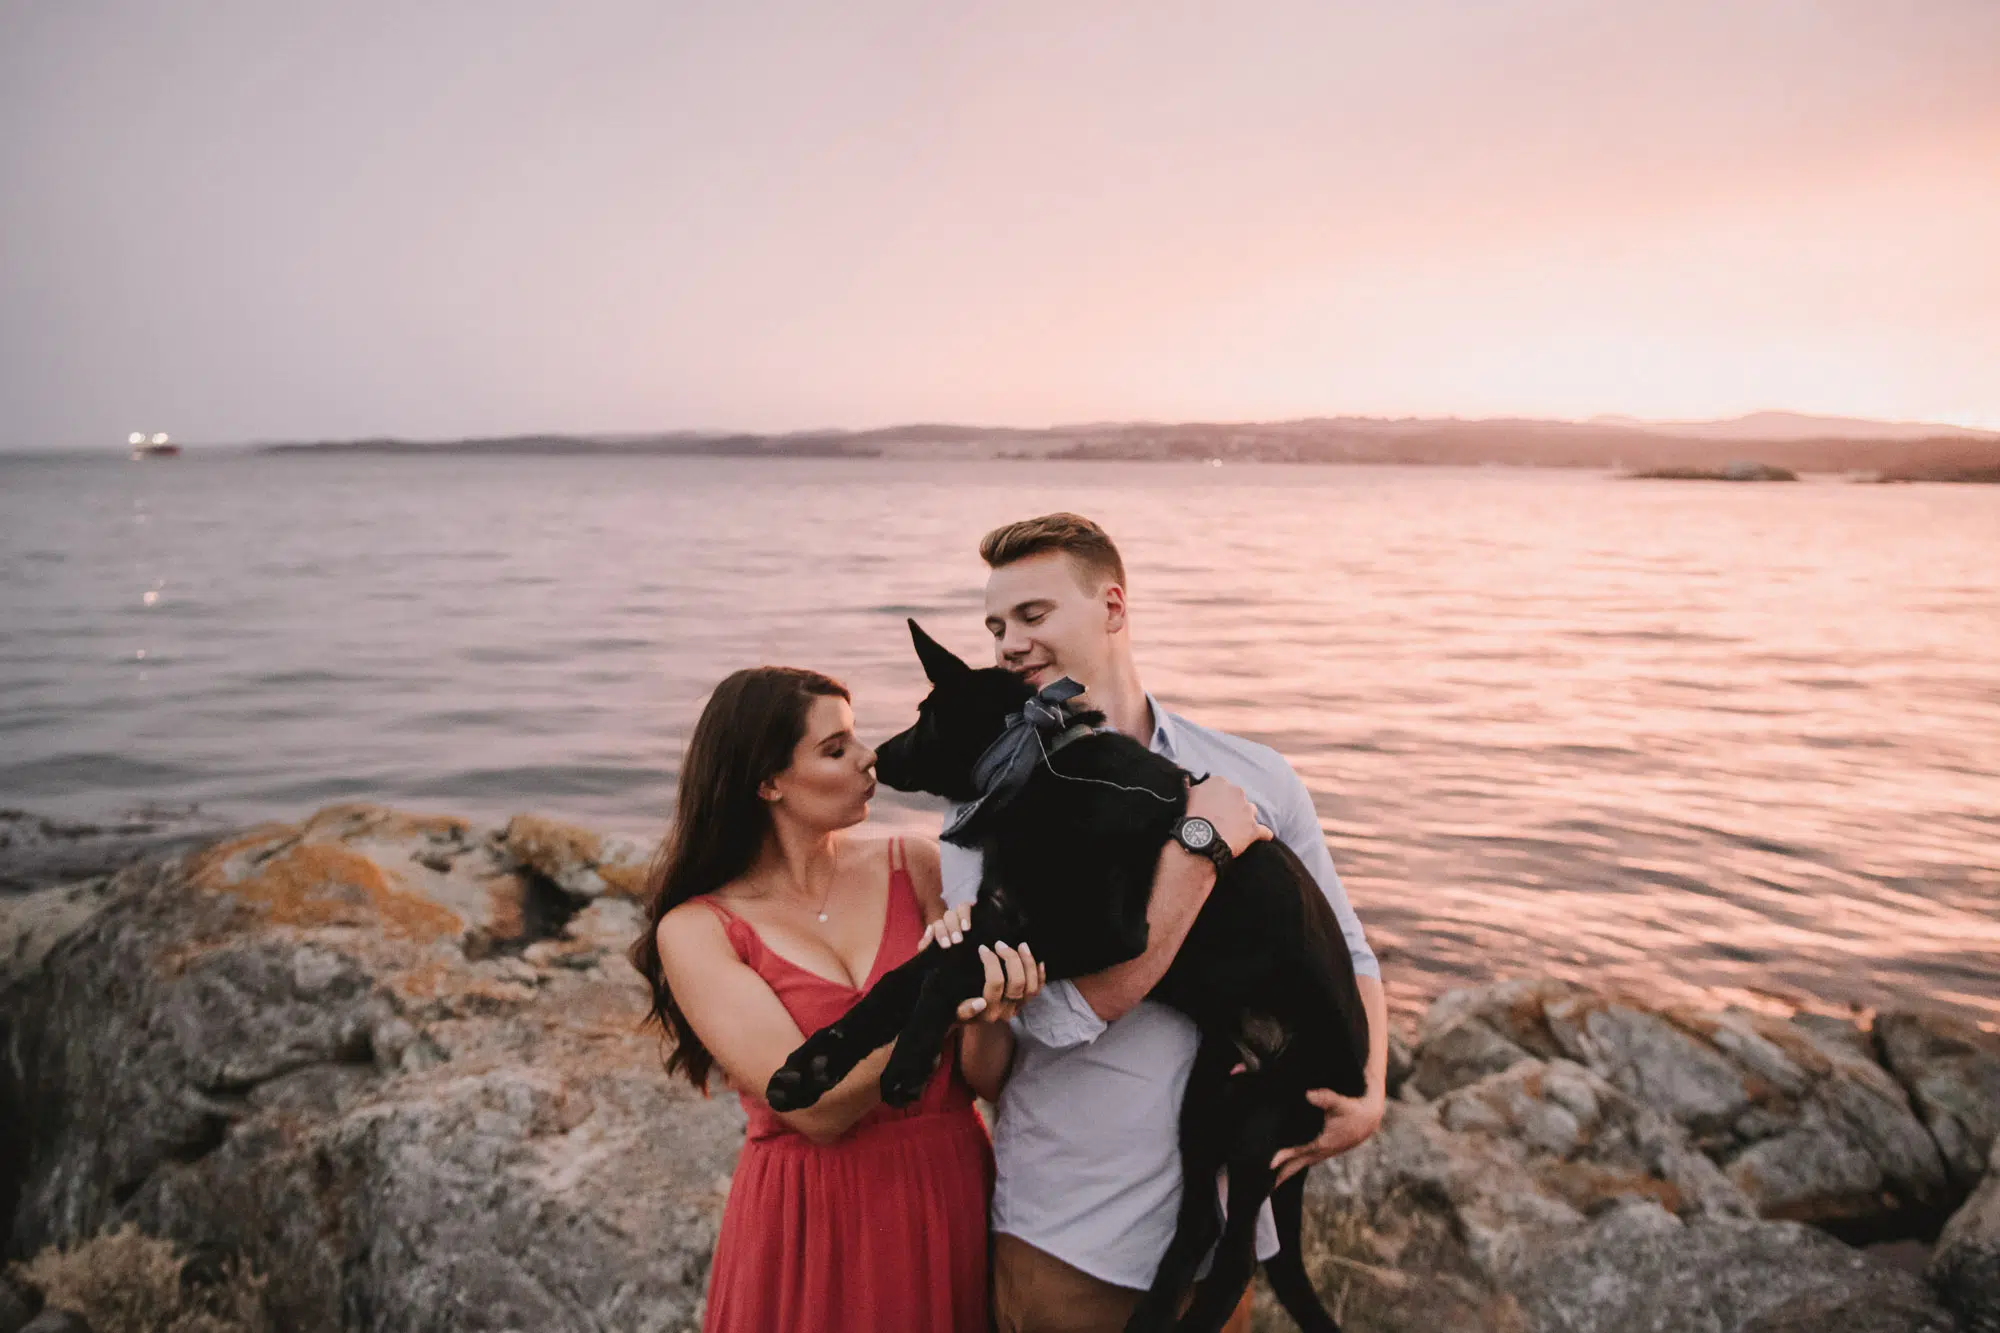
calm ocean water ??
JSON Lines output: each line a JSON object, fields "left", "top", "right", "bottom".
{"left": 2, "top": 452, "right": 1995, "bottom": 1023}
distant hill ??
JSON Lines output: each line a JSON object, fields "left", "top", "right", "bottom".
{"left": 260, "top": 412, "right": 2000, "bottom": 476}
{"left": 1588, "top": 411, "right": 1998, "bottom": 443}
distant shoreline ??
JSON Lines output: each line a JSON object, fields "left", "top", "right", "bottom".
{"left": 11, "top": 412, "right": 2000, "bottom": 479}
{"left": 249, "top": 415, "right": 2000, "bottom": 479}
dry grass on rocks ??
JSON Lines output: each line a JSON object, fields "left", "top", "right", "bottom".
{"left": 10, "top": 1225, "right": 270, "bottom": 1333}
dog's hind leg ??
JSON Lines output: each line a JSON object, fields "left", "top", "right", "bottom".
{"left": 879, "top": 943, "right": 988, "bottom": 1105}
{"left": 1262, "top": 1171, "right": 1340, "bottom": 1332}
{"left": 767, "top": 950, "right": 936, "bottom": 1111}
{"left": 1172, "top": 1100, "right": 1285, "bottom": 1333}
{"left": 1124, "top": 1036, "right": 1237, "bottom": 1333}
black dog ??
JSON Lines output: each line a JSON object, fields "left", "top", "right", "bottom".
{"left": 766, "top": 621, "right": 1371, "bottom": 1333}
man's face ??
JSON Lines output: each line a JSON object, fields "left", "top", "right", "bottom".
{"left": 982, "top": 551, "right": 1120, "bottom": 694}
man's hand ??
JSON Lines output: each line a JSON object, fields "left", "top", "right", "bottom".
{"left": 1269, "top": 1082, "right": 1386, "bottom": 1186}
{"left": 1183, "top": 774, "right": 1272, "bottom": 858}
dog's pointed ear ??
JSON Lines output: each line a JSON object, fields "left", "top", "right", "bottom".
{"left": 909, "top": 619, "right": 971, "bottom": 685}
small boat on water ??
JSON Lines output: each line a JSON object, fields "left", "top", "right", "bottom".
{"left": 130, "top": 431, "right": 180, "bottom": 459}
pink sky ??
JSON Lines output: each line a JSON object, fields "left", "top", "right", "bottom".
{"left": 3, "top": 1, "right": 1996, "bottom": 447}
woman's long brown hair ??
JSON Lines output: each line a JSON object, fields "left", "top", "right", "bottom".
{"left": 629, "top": 665, "right": 850, "bottom": 1090}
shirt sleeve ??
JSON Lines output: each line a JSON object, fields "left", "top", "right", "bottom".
{"left": 938, "top": 821, "right": 1111, "bottom": 1050}
{"left": 937, "top": 835, "right": 982, "bottom": 910}
{"left": 1266, "top": 769, "right": 1381, "bottom": 980}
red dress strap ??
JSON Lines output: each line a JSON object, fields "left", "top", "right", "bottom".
{"left": 882, "top": 839, "right": 920, "bottom": 949}
{"left": 691, "top": 895, "right": 767, "bottom": 968}
{"left": 692, "top": 895, "right": 736, "bottom": 924}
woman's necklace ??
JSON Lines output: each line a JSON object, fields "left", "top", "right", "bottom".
{"left": 754, "top": 864, "right": 837, "bottom": 924}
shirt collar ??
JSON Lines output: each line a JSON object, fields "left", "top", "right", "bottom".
{"left": 1045, "top": 686, "right": 1179, "bottom": 757}
{"left": 1142, "top": 693, "right": 1180, "bottom": 760}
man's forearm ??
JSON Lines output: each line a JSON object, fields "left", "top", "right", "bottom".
{"left": 1357, "top": 974, "right": 1388, "bottom": 1099}
{"left": 1071, "top": 845, "right": 1215, "bottom": 1023}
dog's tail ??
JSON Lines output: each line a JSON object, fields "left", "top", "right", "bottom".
{"left": 1261, "top": 1171, "right": 1342, "bottom": 1332}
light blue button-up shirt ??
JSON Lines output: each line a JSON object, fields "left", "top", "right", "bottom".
{"left": 940, "top": 696, "right": 1379, "bottom": 1289}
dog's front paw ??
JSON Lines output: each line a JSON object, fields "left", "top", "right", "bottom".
{"left": 766, "top": 1029, "right": 850, "bottom": 1111}
{"left": 765, "top": 1064, "right": 814, "bottom": 1112}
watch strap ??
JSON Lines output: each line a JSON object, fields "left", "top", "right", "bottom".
{"left": 1174, "top": 816, "right": 1233, "bottom": 872}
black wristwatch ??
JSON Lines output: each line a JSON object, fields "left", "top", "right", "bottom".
{"left": 1171, "top": 815, "right": 1233, "bottom": 874}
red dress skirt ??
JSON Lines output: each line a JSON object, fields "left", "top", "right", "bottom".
{"left": 696, "top": 844, "right": 994, "bottom": 1333}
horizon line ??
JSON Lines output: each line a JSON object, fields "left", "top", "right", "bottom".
{"left": 23, "top": 406, "right": 1999, "bottom": 454}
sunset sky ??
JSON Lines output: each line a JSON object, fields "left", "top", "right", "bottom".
{"left": 3, "top": 0, "right": 1997, "bottom": 448}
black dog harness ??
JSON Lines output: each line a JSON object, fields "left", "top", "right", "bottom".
{"left": 940, "top": 677, "right": 1096, "bottom": 845}
{"left": 940, "top": 677, "right": 1190, "bottom": 846}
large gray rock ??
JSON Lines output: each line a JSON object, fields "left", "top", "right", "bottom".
{"left": 1671, "top": 1006, "right": 1950, "bottom": 1226}
{"left": 1405, "top": 1009, "right": 1537, "bottom": 1101}
{"left": 1931, "top": 1141, "right": 2000, "bottom": 1333}
{"left": 1514, "top": 1197, "right": 1957, "bottom": 1333}
{"left": 1410, "top": 978, "right": 1578, "bottom": 1094}
{"left": 1879, "top": 1009, "right": 2000, "bottom": 1188}
{"left": 1288, "top": 1056, "right": 1759, "bottom": 1328}
{"left": 1433, "top": 1058, "right": 1753, "bottom": 1228}
{"left": 1, "top": 804, "right": 740, "bottom": 1333}
{"left": 1283, "top": 980, "right": 1989, "bottom": 1332}
{"left": 1418, "top": 981, "right": 1953, "bottom": 1227}
{"left": 1288, "top": 1072, "right": 1965, "bottom": 1333}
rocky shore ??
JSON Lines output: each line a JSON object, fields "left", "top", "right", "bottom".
{"left": 2, "top": 805, "right": 1995, "bottom": 1332}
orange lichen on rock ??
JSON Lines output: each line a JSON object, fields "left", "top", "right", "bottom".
{"left": 485, "top": 876, "right": 528, "bottom": 943}
{"left": 1541, "top": 1161, "right": 1687, "bottom": 1215}
{"left": 501, "top": 814, "right": 651, "bottom": 900}
{"left": 185, "top": 823, "right": 300, "bottom": 885}
{"left": 596, "top": 860, "right": 648, "bottom": 899}
{"left": 504, "top": 814, "right": 603, "bottom": 864}
{"left": 389, "top": 958, "right": 456, "bottom": 1002}
{"left": 206, "top": 841, "right": 464, "bottom": 943}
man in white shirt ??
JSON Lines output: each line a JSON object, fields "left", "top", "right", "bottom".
{"left": 936, "top": 513, "right": 1389, "bottom": 1333}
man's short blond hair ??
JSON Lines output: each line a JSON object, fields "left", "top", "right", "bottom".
{"left": 978, "top": 513, "right": 1128, "bottom": 591}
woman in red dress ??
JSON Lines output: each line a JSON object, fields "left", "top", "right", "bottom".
{"left": 631, "top": 666, "right": 1042, "bottom": 1333}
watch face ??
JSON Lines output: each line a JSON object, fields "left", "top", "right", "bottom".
{"left": 1181, "top": 817, "right": 1216, "bottom": 849}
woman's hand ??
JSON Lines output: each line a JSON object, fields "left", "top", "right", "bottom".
{"left": 920, "top": 903, "right": 1044, "bottom": 1023}
{"left": 919, "top": 901, "right": 973, "bottom": 951}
